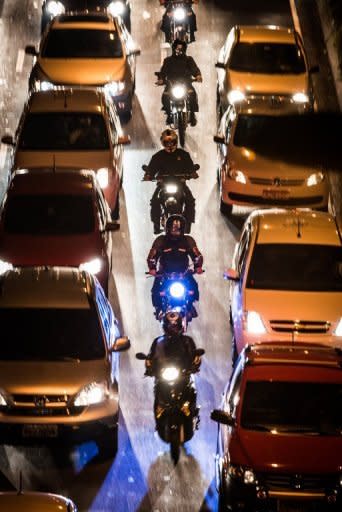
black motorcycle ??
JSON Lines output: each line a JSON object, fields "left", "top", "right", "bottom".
{"left": 142, "top": 164, "right": 199, "bottom": 234}
{"left": 136, "top": 349, "right": 205, "bottom": 464}
{"left": 166, "top": 2, "right": 193, "bottom": 43}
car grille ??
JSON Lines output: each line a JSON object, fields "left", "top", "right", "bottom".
{"left": 270, "top": 320, "right": 330, "bottom": 334}
{"left": 249, "top": 177, "right": 305, "bottom": 186}
{"left": 260, "top": 472, "right": 335, "bottom": 492}
{"left": 1, "top": 394, "right": 83, "bottom": 417}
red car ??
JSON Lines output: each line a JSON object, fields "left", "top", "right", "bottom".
{"left": 211, "top": 343, "right": 342, "bottom": 511}
{"left": 0, "top": 169, "right": 117, "bottom": 295}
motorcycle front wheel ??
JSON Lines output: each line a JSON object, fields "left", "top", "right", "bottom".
{"left": 177, "top": 111, "right": 186, "bottom": 147}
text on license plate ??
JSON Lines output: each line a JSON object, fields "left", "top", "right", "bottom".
{"left": 22, "top": 424, "right": 58, "bottom": 438}
{"left": 263, "top": 189, "right": 290, "bottom": 200}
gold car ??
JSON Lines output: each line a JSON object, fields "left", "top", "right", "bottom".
{"left": 215, "top": 25, "right": 318, "bottom": 114}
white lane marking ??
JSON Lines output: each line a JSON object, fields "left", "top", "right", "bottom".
{"left": 0, "top": 144, "right": 7, "bottom": 169}
{"left": 15, "top": 49, "right": 25, "bottom": 73}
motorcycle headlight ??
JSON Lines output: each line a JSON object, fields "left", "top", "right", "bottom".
{"left": 104, "top": 81, "right": 125, "bottom": 96}
{"left": 292, "top": 92, "right": 309, "bottom": 104}
{"left": 161, "top": 366, "right": 180, "bottom": 382}
{"left": 45, "top": 0, "right": 65, "bottom": 16}
{"left": 228, "top": 464, "right": 256, "bottom": 485}
{"left": 174, "top": 7, "right": 186, "bottom": 21}
{"left": 243, "top": 311, "right": 267, "bottom": 334}
{"left": 165, "top": 184, "right": 178, "bottom": 194}
{"left": 228, "top": 89, "right": 246, "bottom": 104}
{"left": 228, "top": 169, "right": 247, "bottom": 184}
{"left": 306, "top": 171, "right": 324, "bottom": 187}
{"left": 171, "top": 84, "right": 186, "bottom": 100}
{"left": 74, "top": 382, "right": 108, "bottom": 406}
{"left": 169, "top": 282, "right": 185, "bottom": 298}
{"left": 97, "top": 167, "right": 109, "bottom": 189}
{"left": 334, "top": 318, "right": 342, "bottom": 336}
{"left": 0, "top": 260, "right": 13, "bottom": 276}
{"left": 35, "top": 80, "right": 54, "bottom": 92}
{"left": 79, "top": 258, "right": 102, "bottom": 275}
{"left": 107, "top": 1, "right": 125, "bottom": 17}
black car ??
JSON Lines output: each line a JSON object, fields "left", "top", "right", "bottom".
{"left": 41, "top": 0, "right": 131, "bottom": 33}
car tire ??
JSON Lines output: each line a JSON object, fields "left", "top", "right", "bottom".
{"left": 220, "top": 198, "right": 233, "bottom": 216}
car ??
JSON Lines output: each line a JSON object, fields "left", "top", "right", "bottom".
{"left": 224, "top": 208, "right": 342, "bottom": 361}
{"left": 1, "top": 89, "right": 130, "bottom": 219}
{"left": 0, "top": 266, "right": 130, "bottom": 453}
{"left": 0, "top": 169, "right": 117, "bottom": 296}
{"left": 0, "top": 491, "right": 77, "bottom": 511}
{"left": 215, "top": 25, "right": 318, "bottom": 114}
{"left": 41, "top": 0, "right": 132, "bottom": 34}
{"left": 25, "top": 12, "right": 140, "bottom": 119}
{"left": 211, "top": 342, "right": 342, "bottom": 511}
{"left": 214, "top": 104, "right": 329, "bottom": 215}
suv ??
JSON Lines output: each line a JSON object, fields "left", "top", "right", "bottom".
{"left": 215, "top": 25, "right": 318, "bottom": 114}
{"left": 214, "top": 104, "right": 329, "bottom": 215}
{"left": 211, "top": 343, "right": 342, "bottom": 511}
{"left": 0, "top": 266, "right": 130, "bottom": 452}
{"left": 225, "top": 208, "right": 342, "bottom": 361}
{"left": 26, "top": 12, "right": 140, "bottom": 119}
{"left": 0, "top": 169, "right": 117, "bottom": 296}
{"left": 1, "top": 89, "right": 130, "bottom": 219}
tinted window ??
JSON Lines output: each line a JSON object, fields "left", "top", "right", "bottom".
{"left": 229, "top": 42, "right": 306, "bottom": 74}
{"left": 0, "top": 308, "right": 105, "bottom": 360}
{"left": 241, "top": 381, "right": 342, "bottom": 434}
{"left": 42, "top": 29, "right": 123, "bottom": 58}
{"left": 3, "top": 194, "right": 94, "bottom": 234}
{"left": 234, "top": 115, "right": 278, "bottom": 148}
{"left": 18, "top": 113, "right": 109, "bottom": 150}
{"left": 246, "top": 244, "right": 342, "bottom": 291}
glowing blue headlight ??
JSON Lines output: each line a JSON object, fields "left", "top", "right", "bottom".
{"left": 169, "top": 282, "right": 185, "bottom": 298}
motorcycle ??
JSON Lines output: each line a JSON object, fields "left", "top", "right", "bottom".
{"left": 142, "top": 163, "right": 200, "bottom": 234}
{"left": 165, "top": 2, "right": 193, "bottom": 44}
{"left": 136, "top": 348, "right": 205, "bottom": 464}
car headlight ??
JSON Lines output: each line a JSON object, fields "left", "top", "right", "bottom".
{"left": 45, "top": 0, "right": 65, "bottom": 16}
{"left": 171, "top": 84, "right": 186, "bottom": 100}
{"left": 165, "top": 184, "right": 178, "bottom": 193}
{"left": 334, "top": 318, "right": 342, "bottom": 336}
{"left": 306, "top": 171, "right": 324, "bottom": 187}
{"left": 161, "top": 367, "right": 180, "bottom": 382}
{"left": 0, "top": 260, "right": 13, "bottom": 276}
{"left": 228, "top": 169, "right": 247, "bottom": 184}
{"left": 228, "top": 89, "right": 246, "bottom": 104}
{"left": 169, "top": 282, "right": 185, "bottom": 298}
{"left": 34, "top": 80, "right": 54, "bottom": 92}
{"left": 104, "top": 81, "right": 125, "bottom": 96}
{"left": 243, "top": 311, "right": 267, "bottom": 334}
{"left": 227, "top": 464, "right": 256, "bottom": 485}
{"left": 79, "top": 258, "right": 102, "bottom": 275}
{"left": 292, "top": 92, "right": 309, "bottom": 104}
{"left": 97, "top": 167, "right": 109, "bottom": 189}
{"left": 107, "top": 1, "right": 125, "bottom": 17}
{"left": 74, "top": 382, "right": 108, "bottom": 406}
{"left": 174, "top": 7, "right": 186, "bottom": 21}
{"left": 0, "top": 392, "right": 8, "bottom": 406}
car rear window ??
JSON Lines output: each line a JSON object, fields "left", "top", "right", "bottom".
{"left": 3, "top": 195, "right": 95, "bottom": 235}
{"left": 229, "top": 42, "right": 306, "bottom": 74}
{"left": 18, "top": 113, "right": 109, "bottom": 150}
{"left": 42, "top": 29, "right": 123, "bottom": 58}
{"left": 0, "top": 308, "right": 105, "bottom": 361}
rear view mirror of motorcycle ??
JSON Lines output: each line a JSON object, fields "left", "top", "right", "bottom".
{"left": 195, "top": 348, "right": 205, "bottom": 357}
{"left": 136, "top": 352, "right": 147, "bottom": 360}
{"left": 193, "top": 164, "right": 200, "bottom": 171}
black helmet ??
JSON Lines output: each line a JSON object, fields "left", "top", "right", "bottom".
{"left": 163, "top": 310, "right": 183, "bottom": 335}
{"left": 172, "top": 39, "right": 187, "bottom": 55}
{"left": 165, "top": 214, "right": 186, "bottom": 237}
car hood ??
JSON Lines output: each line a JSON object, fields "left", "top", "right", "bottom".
{"left": 0, "top": 360, "right": 108, "bottom": 395}
{"left": 38, "top": 58, "right": 126, "bottom": 84}
{"left": 229, "top": 70, "right": 308, "bottom": 95}
{"left": 14, "top": 151, "right": 111, "bottom": 170}
{"left": 0, "top": 234, "right": 102, "bottom": 266}
{"left": 231, "top": 430, "right": 342, "bottom": 472}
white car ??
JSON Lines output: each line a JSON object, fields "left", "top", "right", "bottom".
{"left": 225, "top": 208, "right": 342, "bottom": 361}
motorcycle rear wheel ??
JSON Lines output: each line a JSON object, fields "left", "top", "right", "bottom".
{"left": 170, "top": 428, "right": 181, "bottom": 464}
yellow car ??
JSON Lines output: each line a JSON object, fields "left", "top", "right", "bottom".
{"left": 0, "top": 491, "right": 77, "bottom": 511}
{"left": 215, "top": 25, "right": 318, "bottom": 114}
{"left": 26, "top": 12, "right": 140, "bottom": 120}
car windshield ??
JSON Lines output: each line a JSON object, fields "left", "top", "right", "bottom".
{"left": 246, "top": 244, "right": 342, "bottom": 291}
{"left": 3, "top": 195, "right": 94, "bottom": 235}
{"left": 229, "top": 42, "right": 306, "bottom": 74}
{"left": 18, "top": 113, "right": 109, "bottom": 150}
{"left": 234, "top": 115, "right": 283, "bottom": 147}
{"left": 0, "top": 308, "right": 105, "bottom": 361}
{"left": 41, "top": 29, "right": 123, "bottom": 58}
{"left": 241, "top": 381, "right": 342, "bottom": 434}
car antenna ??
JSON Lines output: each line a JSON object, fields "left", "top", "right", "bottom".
{"left": 296, "top": 216, "right": 302, "bottom": 238}
{"left": 17, "top": 471, "right": 23, "bottom": 495}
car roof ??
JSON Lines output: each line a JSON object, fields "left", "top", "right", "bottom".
{"left": 0, "top": 491, "right": 74, "bottom": 511}
{"left": 53, "top": 12, "right": 117, "bottom": 30}
{"left": 248, "top": 208, "right": 341, "bottom": 246}
{"left": 9, "top": 169, "right": 96, "bottom": 196}
{"left": 0, "top": 267, "right": 93, "bottom": 309}
{"left": 26, "top": 89, "right": 107, "bottom": 113}
{"left": 236, "top": 25, "right": 296, "bottom": 44}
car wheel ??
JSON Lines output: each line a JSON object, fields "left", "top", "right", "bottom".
{"left": 220, "top": 198, "right": 233, "bottom": 216}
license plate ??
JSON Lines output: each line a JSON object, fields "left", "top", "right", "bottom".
{"left": 263, "top": 189, "right": 289, "bottom": 200}
{"left": 22, "top": 424, "right": 58, "bottom": 438}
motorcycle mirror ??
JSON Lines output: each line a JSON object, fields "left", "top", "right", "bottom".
{"left": 195, "top": 348, "right": 205, "bottom": 357}
{"left": 136, "top": 352, "right": 147, "bottom": 360}
{"left": 193, "top": 164, "right": 200, "bottom": 171}
{"left": 142, "top": 164, "right": 148, "bottom": 171}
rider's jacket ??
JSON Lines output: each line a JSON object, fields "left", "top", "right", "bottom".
{"left": 146, "top": 148, "right": 194, "bottom": 178}
{"left": 159, "top": 54, "right": 201, "bottom": 83}
{"left": 147, "top": 234, "right": 203, "bottom": 273}
{"left": 146, "top": 333, "right": 198, "bottom": 374}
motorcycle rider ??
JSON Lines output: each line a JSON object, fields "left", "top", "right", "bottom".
{"left": 156, "top": 39, "right": 202, "bottom": 126}
{"left": 147, "top": 213, "right": 203, "bottom": 318}
{"left": 159, "top": 0, "right": 198, "bottom": 43}
{"left": 144, "top": 129, "right": 198, "bottom": 234}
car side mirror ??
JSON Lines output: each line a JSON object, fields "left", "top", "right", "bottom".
{"left": 210, "top": 409, "right": 235, "bottom": 426}
{"left": 128, "top": 49, "right": 141, "bottom": 57}
{"left": 213, "top": 134, "right": 225, "bottom": 144}
{"left": 118, "top": 135, "right": 131, "bottom": 145}
{"left": 25, "top": 45, "right": 38, "bottom": 56}
{"left": 223, "top": 268, "right": 240, "bottom": 281}
{"left": 309, "top": 65, "right": 319, "bottom": 74}
{"left": 195, "top": 348, "right": 205, "bottom": 357}
{"left": 105, "top": 221, "right": 120, "bottom": 231}
{"left": 112, "top": 336, "right": 130, "bottom": 352}
{"left": 1, "top": 135, "right": 15, "bottom": 146}
{"left": 215, "top": 62, "right": 226, "bottom": 69}
{"left": 136, "top": 352, "right": 147, "bottom": 360}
